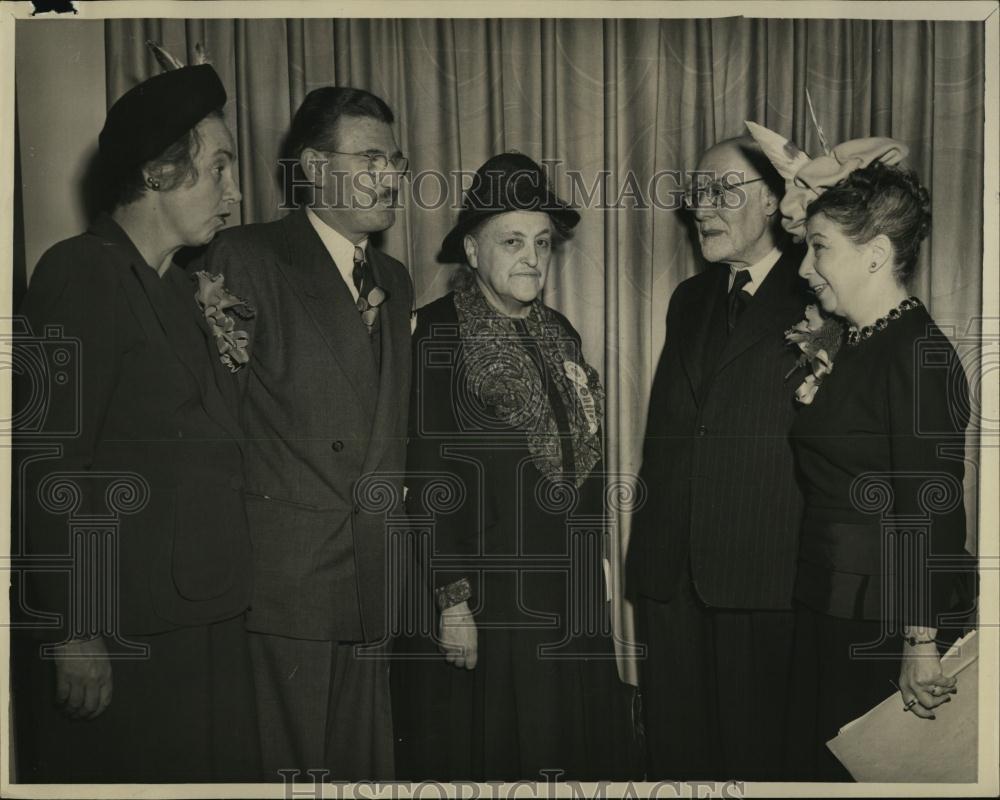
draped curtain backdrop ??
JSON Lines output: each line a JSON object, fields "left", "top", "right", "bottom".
{"left": 104, "top": 18, "right": 985, "bottom": 681}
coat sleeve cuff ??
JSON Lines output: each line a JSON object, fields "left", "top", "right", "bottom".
{"left": 434, "top": 577, "right": 472, "bottom": 611}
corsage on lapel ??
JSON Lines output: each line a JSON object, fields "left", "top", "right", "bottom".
{"left": 784, "top": 304, "right": 844, "bottom": 405}
{"left": 194, "top": 271, "right": 256, "bottom": 372}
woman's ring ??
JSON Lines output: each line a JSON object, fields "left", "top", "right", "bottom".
{"left": 903, "top": 698, "right": 917, "bottom": 711}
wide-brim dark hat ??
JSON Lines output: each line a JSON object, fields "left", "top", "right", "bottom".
{"left": 98, "top": 63, "right": 227, "bottom": 179}
{"left": 440, "top": 152, "right": 580, "bottom": 263}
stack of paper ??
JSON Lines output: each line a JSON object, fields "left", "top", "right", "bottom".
{"left": 826, "top": 630, "right": 979, "bottom": 782}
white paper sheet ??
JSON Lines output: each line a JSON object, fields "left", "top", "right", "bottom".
{"left": 826, "top": 630, "right": 979, "bottom": 782}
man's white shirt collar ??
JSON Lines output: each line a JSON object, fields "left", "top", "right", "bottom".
{"left": 306, "top": 206, "right": 367, "bottom": 303}
{"left": 728, "top": 247, "right": 781, "bottom": 296}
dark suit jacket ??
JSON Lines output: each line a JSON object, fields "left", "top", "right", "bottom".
{"left": 627, "top": 248, "right": 809, "bottom": 610}
{"left": 15, "top": 214, "right": 253, "bottom": 636}
{"left": 204, "top": 209, "right": 413, "bottom": 643}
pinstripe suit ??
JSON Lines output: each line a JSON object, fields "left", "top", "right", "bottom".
{"left": 627, "top": 246, "right": 808, "bottom": 779}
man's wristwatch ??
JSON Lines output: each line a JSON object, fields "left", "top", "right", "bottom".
{"left": 903, "top": 634, "right": 936, "bottom": 647}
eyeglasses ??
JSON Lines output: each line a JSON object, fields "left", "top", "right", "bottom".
{"left": 682, "top": 176, "right": 765, "bottom": 210}
{"left": 322, "top": 150, "right": 409, "bottom": 175}
{"left": 357, "top": 284, "right": 388, "bottom": 328}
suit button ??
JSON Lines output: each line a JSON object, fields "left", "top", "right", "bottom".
{"left": 697, "top": 425, "right": 708, "bottom": 436}
{"left": 331, "top": 440, "right": 344, "bottom": 452}
{"left": 353, "top": 505, "right": 361, "bottom": 515}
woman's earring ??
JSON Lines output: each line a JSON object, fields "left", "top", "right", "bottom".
{"left": 145, "top": 176, "right": 161, "bottom": 191}
{"left": 869, "top": 261, "right": 879, "bottom": 273}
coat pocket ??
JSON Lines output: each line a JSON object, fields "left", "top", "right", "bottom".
{"left": 147, "top": 480, "right": 252, "bottom": 626}
{"left": 169, "top": 481, "right": 247, "bottom": 600}
{"left": 144, "top": 479, "right": 251, "bottom": 615}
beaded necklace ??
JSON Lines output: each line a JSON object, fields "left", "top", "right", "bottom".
{"left": 846, "top": 296, "right": 922, "bottom": 346}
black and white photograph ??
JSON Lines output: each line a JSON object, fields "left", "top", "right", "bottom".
{"left": 1, "top": 1, "right": 997, "bottom": 797}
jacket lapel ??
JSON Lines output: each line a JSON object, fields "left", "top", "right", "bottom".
{"left": 275, "top": 210, "right": 380, "bottom": 420}
{"left": 90, "top": 215, "right": 245, "bottom": 442}
{"left": 122, "top": 255, "right": 245, "bottom": 444}
{"left": 122, "top": 261, "right": 205, "bottom": 392}
{"left": 712, "top": 249, "right": 805, "bottom": 374}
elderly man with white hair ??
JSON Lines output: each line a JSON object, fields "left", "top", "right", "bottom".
{"left": 628, "top": 135, "right": 809, "bottom": 781}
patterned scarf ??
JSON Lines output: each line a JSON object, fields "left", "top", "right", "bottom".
{"left": 453, "top": 283, "right": 604, "bottom": 486}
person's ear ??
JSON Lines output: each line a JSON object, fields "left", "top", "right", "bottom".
{"left": 464, "top": 234, "right": 479, "bottom": 269}
{"left": 866, "top": 234, "right": 893, "bottom": 274}
{"left": 142, "top": 166, "right": 163, "bottom": 192}
{"left": 299, "top": 147, "right": 327, "bottom": 188}
{"left": 760, "top": 184, "right": 779, "bottom": 218}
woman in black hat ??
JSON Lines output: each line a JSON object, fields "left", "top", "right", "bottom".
{"left": 392, "top": 153, "right": 639, "bottom": 780}
{"left": 14, "top": 50, "right": 259, "bottom": 781}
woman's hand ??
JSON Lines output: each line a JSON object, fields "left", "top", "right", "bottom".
{"left": 53, "top": 637, "right": 113, "bottom": 720}
{"left": 898, "top": 642, "right": 956, "bottom": 719}
{"left": 439, "top": 601, "right": 478, "bottom": 670}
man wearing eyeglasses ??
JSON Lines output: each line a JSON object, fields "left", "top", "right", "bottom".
{"left": 203, "top": 86, "right": 412, "bottom": 780}
{"left": 627, "top": 136, "right": 808, "bottom": 780}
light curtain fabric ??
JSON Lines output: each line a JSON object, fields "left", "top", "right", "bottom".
{"left": 105, "top": 17, "right": 985, "bottom": 681}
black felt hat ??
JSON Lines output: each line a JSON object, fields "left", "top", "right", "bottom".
{"left": 98, "top": 64, "right": 227, "bottom": 179}
{"left": 440, "top": 152, "right": 580, "bottom": 263}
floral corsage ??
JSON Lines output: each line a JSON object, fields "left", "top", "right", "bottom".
{"left": 784, "top": 304, "right": 845, "bottom": 405}
{"left": 194, "top": 271, "right": 256, "bottom": 372}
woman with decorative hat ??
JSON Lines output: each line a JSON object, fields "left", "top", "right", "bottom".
{"left": 14, "top": 45, "right": 258, "bottom": 780}
{"left": 747, "top": 122, "right": 974, "bottom": 780}
{"left": 391, "top": 153, "right": 638, "bottom": 780}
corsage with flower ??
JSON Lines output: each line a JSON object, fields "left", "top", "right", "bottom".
{"left": 744, "top": 92, "right": 907, "bottom": 405}
{"left": 194, "top": 271, "right": 256, "bottom": 372}
{"left": 784, "top": 304, "right": 845, "bottom": 405}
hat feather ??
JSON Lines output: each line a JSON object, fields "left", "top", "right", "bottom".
{"left": 193, "top": 43, "right": 210, "bottom": 65}
{"left": 805, "top": 88, "right": 832, "bottom": 156}
{"left": 744, "top": 121, "right": 811, "bottom": 180}
{"left": 146, "top": 40, "right": 186, "bottom": 72}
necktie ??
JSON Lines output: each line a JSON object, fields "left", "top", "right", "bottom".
{"left": 727, "top": 269, "right": 752, "bottom": 333}
{"left": 352, "top": 245, "right": 383, "bottom": 333}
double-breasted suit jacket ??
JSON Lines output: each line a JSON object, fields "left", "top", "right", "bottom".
{"left": 205, "top": 209, "right": 413, "bottom": 644}
{"left": 628, "top": 248, "right": 809, "bottom": 610}
{"left": 16, "top": 214, "right": 253, "bottom": 637}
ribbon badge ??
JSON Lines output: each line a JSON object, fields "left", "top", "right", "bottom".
{"left": 563, "top": 361, "right": 599, "bottom": 435}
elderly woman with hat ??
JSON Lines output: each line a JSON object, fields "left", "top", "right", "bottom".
{"left": 747, "top": 124, "right": 973, "bottom": 780}
{"left": 14, "top": 48, "right": 258, "bottom": 781}
{"left": 392, "top": 153, "right": 637, "bottom": 780}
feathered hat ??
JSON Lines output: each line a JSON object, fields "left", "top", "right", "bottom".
{"left": 99, "top": 41, "right": 226, "bottom": 179}
{"left": 745, "top": 93, "right": 909, "bottom": 241}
